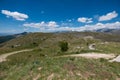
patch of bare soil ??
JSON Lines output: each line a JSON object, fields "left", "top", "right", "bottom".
{"left": 47, "top": 73, "right": 54, "bottom": 80}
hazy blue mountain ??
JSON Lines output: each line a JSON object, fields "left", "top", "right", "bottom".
{"left": 0, "top": 32, "right": 28, "bottom": 44}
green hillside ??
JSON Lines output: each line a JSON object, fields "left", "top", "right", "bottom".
{"left": 0, "top": 32, "right": 120, "bottom": 80}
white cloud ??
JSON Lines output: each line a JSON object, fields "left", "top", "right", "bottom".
{"left": 72, "top": 21, "right": 120, "bottom": 31}
{"left": 99, "top": 11, "right": 118, "bottom": 21}
{"left": 23, "top": 20, "right": 120, "bottom": 32}
{"left": 47, "top": 21, "right": 59, "bottom": 27}
{"left": 78, "top": 17, "right": 93, "bottom": 23}
{"left": 23, "top": 21, "right": 59, "bottom": 28}
{"left": 49, "top": 21, "right": 120, "bottom": 32}
{"left": 1, "top": 10, "right": 28, "bottom": 21}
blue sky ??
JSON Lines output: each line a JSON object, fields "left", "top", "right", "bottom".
{"left": 0, "top": 0, "right": 120, "bottom": 33}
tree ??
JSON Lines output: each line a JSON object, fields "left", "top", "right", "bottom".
{"left": 59, "top": 41, "right": 68, "bottom": 52}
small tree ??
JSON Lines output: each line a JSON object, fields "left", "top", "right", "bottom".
{"left": 59, "top": 41, "right": 68, "bottom": 52}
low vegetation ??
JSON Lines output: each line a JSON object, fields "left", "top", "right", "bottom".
{"left": 59, "top": 41, "right": 68, "bottom": 52}
{"left": 0, "top": 32, "right": 120, "bottom": 80}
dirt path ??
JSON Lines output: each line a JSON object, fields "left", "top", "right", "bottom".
{"left": 88, "top": 44, "right": 95, "bottom": 50}
{"left": 58, "top": 53, "right": 115, "bottom": 59}
{"left": 0, "top": 49, "right": 33, "bottom": 62}
{"left": 0, "top": 49, "right": 117, "bottom": 63}
{"left": 109, "top": 55, "right": 120, "bottom": 62}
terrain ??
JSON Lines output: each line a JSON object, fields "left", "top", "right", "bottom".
{"left": 0, "top": 32, "right": 120, "bottom": 80}
{"left": 0, "top": 32, "right": 28, "bottom": 44}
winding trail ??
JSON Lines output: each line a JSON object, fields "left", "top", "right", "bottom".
{"left": 0, "top": 49, "right": 33, "bottom": 62}
{"left": 57, "top": 53, "right": 116, "bottom": 59}
{"left": 1, "top": 49, "right": 120, "bottom": 63}
{"left": 109, "top": 55, "right": 120, "bottom": 62}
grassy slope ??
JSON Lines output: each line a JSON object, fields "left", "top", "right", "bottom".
{"left": 0, "top": 32, "right": 120, "bottom": 80}
{"left": 1, "top": 32, "right": 120, "bottom": 55}
{"left": 1, "top": 50, "right": 120, "bottom": 80}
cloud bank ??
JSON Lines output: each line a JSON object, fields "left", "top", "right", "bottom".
{"left": 73, "top": 21, "right": 120, "bottom": 31}
{"left": 23, "top": 21, "right": 120, "bottom": 32}
{"left": 23, "top": 21, "right": 59, "bottom": 28}
{"left": 1, "top": 10, "right": 28, "bottom": 21}
{"left": 1, "top": 10, "right": 119, "bottom": 32}
{"left": 22, "top": 10, "right": 119, "bottom": 32}
{"left": 99, "top": 11, "right": 118, "bottom": 21}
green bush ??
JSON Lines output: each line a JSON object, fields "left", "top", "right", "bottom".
{"left": 59, "top": 41, "right": 68, "bottom": 52}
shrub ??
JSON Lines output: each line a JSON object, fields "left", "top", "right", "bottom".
{"left": 32, "top": 42, "right": 38, "bottom": 46}
{"left": 59, "top": 41, "right": 68, "bottom": 52}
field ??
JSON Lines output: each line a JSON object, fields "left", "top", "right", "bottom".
{"left": 0, "top": 32, "right": 120, "bottom": 80}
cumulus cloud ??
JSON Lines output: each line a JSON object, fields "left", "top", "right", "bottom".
{"left": 23, "top": 20, "right": 120, "bottom": 32}
{"left": 1, "top": 10, "right": 28, "bottom": 21}
{"left": 99, "top": 11, "right": 118, "bottom": 21}
{"left": 77, "top": 17, "right": 93, "bottom": 23}
{"left": 23, "top": 21, "right": 59, "bottom": 28}
{"left": 23, "top": 21, "right": 73, "bottom": 32}
{"left": 72, "top": 21, "right": 120, "bottom": 31}
{"left": 52, "top": 21, "right": 120, "bottom": 32}
{"left": 47, "top": 21, "right": 59, "bottom": 27}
